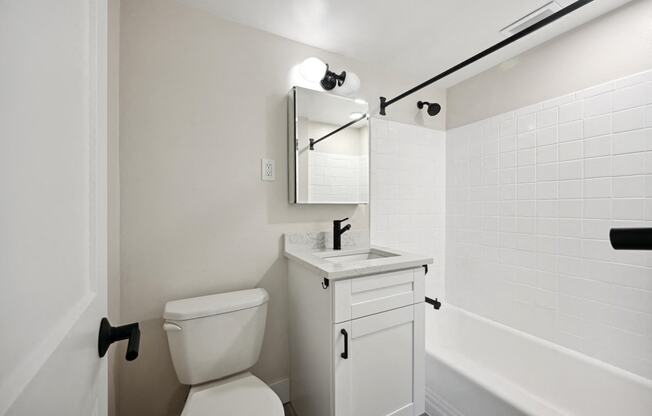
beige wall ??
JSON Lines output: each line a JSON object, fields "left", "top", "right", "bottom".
{"left": 107, "top": 1, "right": 121, "bottom": 415}
{"left": 447, "top": 0, "right": 652, "bottom": 128}
{"left": 117, "top": 0, "right": 445, "bottom": 415}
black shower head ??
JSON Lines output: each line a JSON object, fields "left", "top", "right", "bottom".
{"left": 417, "top": 101, "right": 441, "bottom": 116}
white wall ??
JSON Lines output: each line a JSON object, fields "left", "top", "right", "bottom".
{"left": 446, "top": 69, "right": 652, "bottom": 380}
{"left": 370, "top": 119, "right": 446, "bottom": 298}
{"left": 447, "top": 0, "right": 652, "bottom": 128}
{"left": 117, "top": 0, "right": 445, "bottom": 415}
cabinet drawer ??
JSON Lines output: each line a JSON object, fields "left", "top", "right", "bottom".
{"left": 333, "top": 268, "right": 424, "bottom": 323}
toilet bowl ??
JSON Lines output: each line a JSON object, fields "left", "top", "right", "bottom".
{"left": 163, "top": 288, "right": 284, "bottom": 416}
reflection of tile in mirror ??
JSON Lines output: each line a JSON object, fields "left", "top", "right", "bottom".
{"left": 291, "top": 86, "right": 369, "bottom": 204}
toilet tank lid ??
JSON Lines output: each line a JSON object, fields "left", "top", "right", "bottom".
{"left": 163, "top": 288, "right": 269, "bottom": 321}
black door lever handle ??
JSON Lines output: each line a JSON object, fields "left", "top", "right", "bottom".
{"left": 98, "top": 317, "right": 140, "bottom": 361}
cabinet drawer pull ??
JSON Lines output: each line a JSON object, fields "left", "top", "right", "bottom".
{"left": 340, "top": 329, "right": 349, "bottom": 359}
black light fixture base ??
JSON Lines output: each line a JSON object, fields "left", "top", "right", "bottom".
{"left": 320, "top": 65, "right": 346, "bottom": 90}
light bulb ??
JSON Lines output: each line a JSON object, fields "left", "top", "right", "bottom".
{"left": 299, "top": 57, "right": 327, "bottom": 83}
{"left": 335, "top": 71, "right": 361, "bottom": 96}
{"left": 349, "top": 112, "right": 364, "bottom": 120}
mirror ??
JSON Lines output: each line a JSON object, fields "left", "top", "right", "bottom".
{"left": 288, "top": 86, "right": 369, "bottom": 204}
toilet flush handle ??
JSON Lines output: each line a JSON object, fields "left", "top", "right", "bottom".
{"left": 163, "top": 322, "right": 182, "bottom": 332}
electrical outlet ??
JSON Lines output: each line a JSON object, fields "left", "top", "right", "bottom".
{"left": 261, "top": 158, "right": 275, "bottom": 181}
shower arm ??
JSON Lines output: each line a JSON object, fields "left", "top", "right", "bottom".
{"left": 309, "top": 113, "right": 368, "bottom": 150}
{"left": 378, "top": 0, "right": 594, "bottom": 116}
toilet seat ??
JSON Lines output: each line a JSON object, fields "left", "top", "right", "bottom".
{"left": 181, "top": 372, "right": 284, "bottom": 416}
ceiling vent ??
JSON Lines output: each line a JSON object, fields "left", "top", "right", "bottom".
{"left": 500, "top": 1, "right": 562, "bottom": 36}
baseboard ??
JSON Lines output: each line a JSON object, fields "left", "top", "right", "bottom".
{"left": 269, "top": 378, "right": 290, "bottom": 404}
{"left": 425, "top": 387, "right": 464, "bottom": 416}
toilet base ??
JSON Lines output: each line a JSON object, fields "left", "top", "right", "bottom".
{"left": 181, "top": 372, "right": 284, "bottom": 416}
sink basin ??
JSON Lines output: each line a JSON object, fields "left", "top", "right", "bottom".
{"left": 320, "top": 249, "right": 398, "bottom": 264}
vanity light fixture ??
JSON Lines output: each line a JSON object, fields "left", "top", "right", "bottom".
{"left": 299, "top": 57, "right": 357, "bottom": 92}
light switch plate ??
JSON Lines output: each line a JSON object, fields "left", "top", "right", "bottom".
{"left": 262, "top": 158, "right": 275, "bottom": 181}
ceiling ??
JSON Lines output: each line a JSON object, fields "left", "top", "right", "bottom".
{"left": 178, "top": 0, "right": 633, "bottom": 87}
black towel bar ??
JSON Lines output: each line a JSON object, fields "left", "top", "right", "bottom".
{"left": 609, "top": 228, "right": 652, "bottom": 251}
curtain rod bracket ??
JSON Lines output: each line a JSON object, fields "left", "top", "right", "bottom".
{"left": 379, "top": 96, "right": 387, "bottom": 116}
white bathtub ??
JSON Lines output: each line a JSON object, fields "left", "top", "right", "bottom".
{"left": 425, "top": 304, "right": 652, "bottom": 416}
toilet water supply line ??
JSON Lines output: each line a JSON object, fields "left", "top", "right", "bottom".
{"left": 378, "top": 0, "right": 595, "bottom": 116}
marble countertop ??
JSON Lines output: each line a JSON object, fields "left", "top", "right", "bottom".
{"left": 284, "top": 232, "right": 433, "bottom": 280}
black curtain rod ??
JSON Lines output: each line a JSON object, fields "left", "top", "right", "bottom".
{"left": 379, "top": 0, "right": 594, "bottom": 115}
{"left": 309, "top": 113, "right": 368, "bottom": 150}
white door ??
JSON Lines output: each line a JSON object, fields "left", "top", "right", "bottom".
{"left": 0, "top": 1, "right": 109, "bottom": 415}
{"left": 334, "top": 304, "right": 425, "bottom": 416}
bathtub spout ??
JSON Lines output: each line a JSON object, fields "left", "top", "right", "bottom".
{"left": 426, "top": 297, "right": 442, "bottom": 310}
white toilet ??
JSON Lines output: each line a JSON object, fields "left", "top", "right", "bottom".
{"left": 163, "top": 288, "right": 284, "bottom": 416}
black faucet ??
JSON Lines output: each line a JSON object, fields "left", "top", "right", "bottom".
{"left": 333, "top": 217, "right": 351, "bottom": 250}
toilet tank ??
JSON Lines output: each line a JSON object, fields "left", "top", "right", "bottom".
{"left": 163, "top": 288, "right": 269, "bottom": 385}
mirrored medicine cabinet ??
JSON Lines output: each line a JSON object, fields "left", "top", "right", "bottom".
{"left": 288, "top": 86, "right": 370, "bottom": 205}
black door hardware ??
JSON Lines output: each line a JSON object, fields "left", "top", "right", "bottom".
{"left": 417, "top": 101, "right": 441, "bottom": 116}
{"left": 322, "top": 278, "right": 330, "bottom": 289}
{"left": 98, "top": 317, "right": 140, "bottom": 361}
{"left": 610, "top": 228, "right": 652, "bottom": 250}
{"left": 425, "top": 297, "right": 442, "bottom": 310}
{"left": 333, "top": 217, "right": 351, "bottom": 250}
{"left": 422, "top": 265, "right": 428, "bottom": 275}
{"left": 340, "top": 329, "right": 349, "bottom": 359}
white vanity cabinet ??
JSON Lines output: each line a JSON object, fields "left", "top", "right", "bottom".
{"left": 288, "top": 261, "right": 426, "bottom": 416}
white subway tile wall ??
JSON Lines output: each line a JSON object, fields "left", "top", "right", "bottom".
{"left": 370, "top": 119, "right": 446, "bottom": 297}
{"left": 308, "top": 152, "right": 369, "bottom": 202}
{"left": 446, "top": 69, "right": 652, "bottom": 380}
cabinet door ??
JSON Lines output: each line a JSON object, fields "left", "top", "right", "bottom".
{"left": 333, "top": 305, "right": 423, "bottom": 416}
